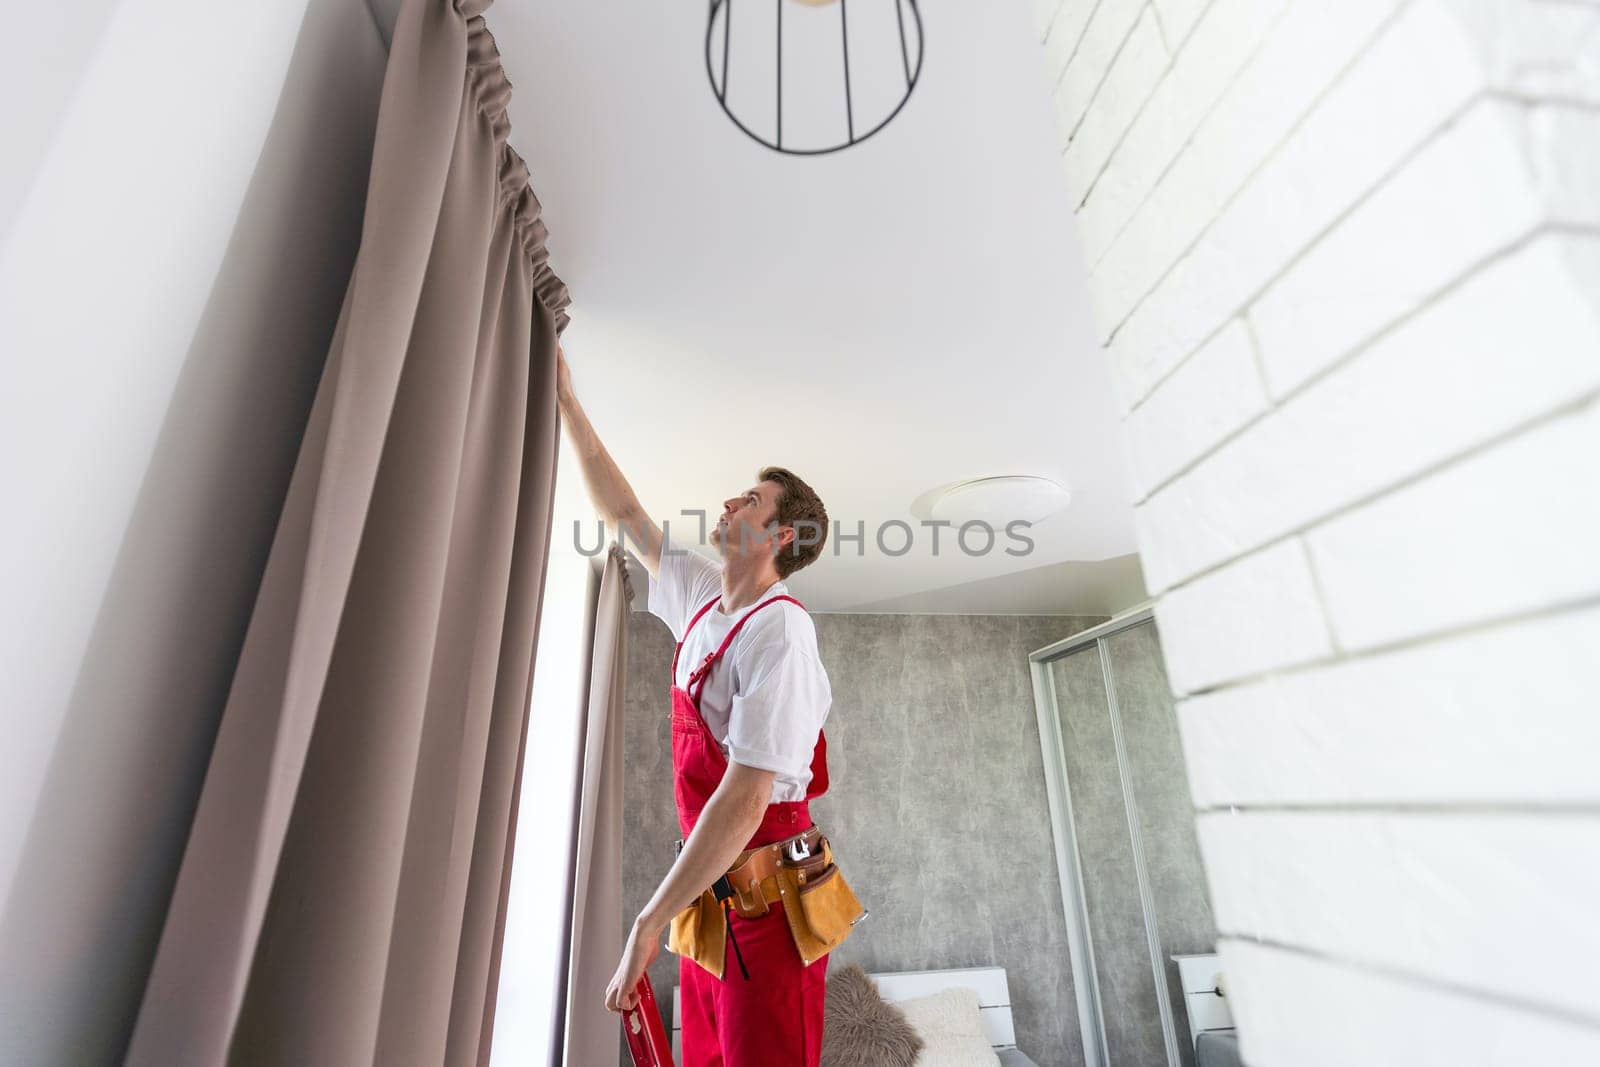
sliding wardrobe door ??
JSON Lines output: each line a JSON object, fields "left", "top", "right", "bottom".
{"left": 1103, "top": 623, "right": 1218, "bottom": 1059}
{"left": 1032, "top": 609, "right": 1217, "bottom": 1067}
{"left": 1050, "top": 644, "right": 1169, "bottom": 1067}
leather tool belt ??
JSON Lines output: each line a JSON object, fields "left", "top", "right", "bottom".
{"left": 666, "top": 824, "right": 868, "bottom": 980}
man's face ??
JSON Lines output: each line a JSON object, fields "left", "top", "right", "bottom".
{"left": 711, "top": 480, "right": 784, "bottom": 560}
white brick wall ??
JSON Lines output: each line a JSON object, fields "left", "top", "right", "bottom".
{"left": 1199, "top": 811, "right": 1600, "bottom": 1017}
{"left": 1221, "top": 941, "right": 1600, "bottom": 1066}
{"left": 1059, "top": 7, "right": 1169, "bottom": 208}
{"left": 1179, "top": 603, "right": 1600, "bottom": 806}
{"left": 1032, "top": 0, "right": 1600, "bottom": 1060}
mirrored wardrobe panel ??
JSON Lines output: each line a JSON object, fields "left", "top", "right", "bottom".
{"left": 1031, "top": 609, "right": 1221, "bottom": 1067}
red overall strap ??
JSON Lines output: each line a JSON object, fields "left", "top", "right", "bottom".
{"left": 672, "top": 592, "right": 808, "bottom": 705}
{"left": 688, "top": 593, "right": 805, "bottom": 703}
{"left": 670, "top": 594, "right": 725, "bottom": 684}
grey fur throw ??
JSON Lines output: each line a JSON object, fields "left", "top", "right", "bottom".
{"left": 821, "top": 963, "right": 925, "bottom": 1067}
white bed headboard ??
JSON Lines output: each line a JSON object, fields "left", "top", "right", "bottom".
{"left": 670, "top": 964, "right": 1019, "bottom": 1061}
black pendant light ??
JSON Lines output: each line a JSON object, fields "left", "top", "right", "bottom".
{"left": 705, "top": 0, "right": 924, "bottom": 155}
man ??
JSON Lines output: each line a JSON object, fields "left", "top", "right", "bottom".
{"left": 556, "top": 346, "right": 837, "bottom": 1066}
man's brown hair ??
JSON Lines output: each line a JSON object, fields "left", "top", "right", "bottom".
{"left": 757, "top": 465, "right": 829, "bottom": 579}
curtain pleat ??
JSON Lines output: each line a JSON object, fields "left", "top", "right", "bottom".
{"left": 560, "top": 544, "right": 634, "bottom": 1065}
{"left": 125, "top": 0, "right": 569, "bottom": 1063}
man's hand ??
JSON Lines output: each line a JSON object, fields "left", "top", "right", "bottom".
{"left": 604, "top": 915, "right": 665, "bottom": 1013}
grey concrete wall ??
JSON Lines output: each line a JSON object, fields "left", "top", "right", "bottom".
{"left": 622, "top": 610, "right": 1109, "bottom": 1066}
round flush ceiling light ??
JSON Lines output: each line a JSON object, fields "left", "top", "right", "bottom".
{"left": 705, "top": 0, "right": 925, "bottom": 156}
{"left": 911, "top": 476, "right": 1073, "bottom": 526}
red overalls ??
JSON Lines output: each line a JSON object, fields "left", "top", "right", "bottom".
{"left": 672, "top": 591, "right": 831, "bottom": 1067}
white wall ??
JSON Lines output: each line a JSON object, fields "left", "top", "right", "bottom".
{"left": 0, "top": 0, "right": 387, "bottom": 1060}
{"left": 1030, "top": 0, "right": 1600, "bottom": 1062}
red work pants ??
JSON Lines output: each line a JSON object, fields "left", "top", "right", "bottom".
{"left": 676, "top": 903, "right": 828, "bottom": 1067}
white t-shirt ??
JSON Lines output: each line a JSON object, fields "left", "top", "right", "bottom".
{"left": 647, "top": 528, "right": 832, "bottom": 802}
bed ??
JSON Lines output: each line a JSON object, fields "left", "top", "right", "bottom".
{"left": 670, "top": 964, "right": 1042, "bottom": 1065}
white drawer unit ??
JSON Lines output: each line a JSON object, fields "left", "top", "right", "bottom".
{"left": 1172, "top": 953, "right": 1234, "bottom": 1049}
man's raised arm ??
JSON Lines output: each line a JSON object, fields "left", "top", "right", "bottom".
{"left": 555, "top": 344, "right": 666, "bottom": 579}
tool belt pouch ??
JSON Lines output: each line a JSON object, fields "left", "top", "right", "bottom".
{"left": 667, "top": 888, "right": 726, "bottom": 980}
{"left": 776, "top": 845, "right": 867, "bottom": 966}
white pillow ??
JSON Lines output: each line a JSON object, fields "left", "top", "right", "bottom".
{"left": 892, "top": 987, "right": 1000, "bottom": 1067}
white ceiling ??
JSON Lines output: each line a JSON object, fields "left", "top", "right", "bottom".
{"left": 409, "top": 0, "right": 1146, "bottom": 615}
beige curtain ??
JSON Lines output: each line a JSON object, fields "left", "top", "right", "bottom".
{"left": 559, "top": 543, "right": 634, "bottom": 1065}
{"left": 125, "top": 0, "right": 570, "bottom": 1063}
